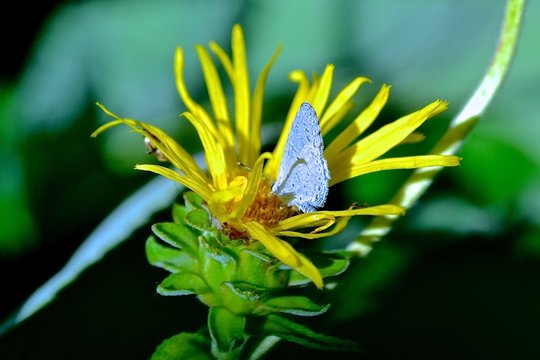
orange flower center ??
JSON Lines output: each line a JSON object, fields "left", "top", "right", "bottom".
{"left": 221, "top": 178, "right": 297, "bottom": 240}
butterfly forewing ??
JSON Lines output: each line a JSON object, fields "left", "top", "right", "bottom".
{"left": 272, "top": 102, "right": 330, "bottom": 213}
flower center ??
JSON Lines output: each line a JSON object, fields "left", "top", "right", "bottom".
{"left": 222, "top": 178, "right": 297, "bottom": 240}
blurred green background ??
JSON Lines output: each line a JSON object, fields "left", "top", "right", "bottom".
{"left": 1, "top": 0, "right": 539, "bottom": 358}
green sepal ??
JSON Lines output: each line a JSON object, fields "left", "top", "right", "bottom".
{"left": 146, "top": 236, "right": 195, "bottom": 273}
{"left": 255, "top": 296, "right": 330, "bottom": 317}
{"left": 246, "top": 314, "right": 358, "bottom": 352}
{"left": 152, "top": 222, "right": 199, "bottom": 257}
{"left": 157, "top": 272, "right": 210, "bottom": 296}
{"left": 208, "top": 307, "right": 246, "bottom": 358}
{"left": 220, "top": 282, "right": 265, "bottom": 315}
{"left": 235, "top": 248, "right": 275, "bottom": 288}
{"left": 151, "top": 332, "right": 211, "bottom": 360}
{"left": 288, "top": 251, "right": 350, "bottom": 286}
{"left": 198, "top": 237, "right": 238, "bottom": 291}
{"left": 172, "top": 203, "right": 189, "bottom": 224}
{"left": 184, "top": 191, "right": 205, "bottom": 210}
{"left": 185, "top": 208, "right": 212, "bottom": 231}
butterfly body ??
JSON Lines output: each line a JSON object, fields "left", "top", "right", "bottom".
{"left": 272, "top": 102, "right": 330, "bottom": 213}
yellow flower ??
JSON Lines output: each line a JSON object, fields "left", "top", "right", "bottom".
{"left": 92, "top": 25, "right": 459, "bottom": 289}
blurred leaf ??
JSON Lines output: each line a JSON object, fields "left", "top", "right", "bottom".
{"left": 16, "top": 0, "right": 242, "bottom": 171}
{"left": 407, "top": 195, "right": 503, "bottom": 235}
{"left": 0, "top": 86, "right": 37, "bottom": 255}
{"left": 151, "top": 332, "right": 211, "bottom": 360}
{"left": 456, "top": 133, "right": 537, "bottom": 206}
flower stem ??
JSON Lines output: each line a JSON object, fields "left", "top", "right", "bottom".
{"left": 347, "top": 0, "right": 527, "bottom": 256}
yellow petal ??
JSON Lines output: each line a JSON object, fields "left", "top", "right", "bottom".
{"left": 324, "top": 84, "right": 390, "bottom": 162}
{"left": 231, "top": 152, "right": 272, "bottom": 219}
{"left": 232, "top": 25, "right": 252, "bottom": 166}
{"left": 320, "top": 76, "right": 371, "bottom": 135}
{"left": 243, "top": 221, "right": 323, "bottom": 289}
{"left": 277, "top": 216, "right": 352, "bottom": 239}
{"left": 250, "top": 47, "right": 282, "bottom": 165}
{"left": 196, "top": 45, "right": 235, "bottom": 157}
{"left": 401, "top": 132, "right": 425, "bottom": 144}
{"left": 183, "top": 112, "right": 228, "bottom": 190}
{"left": 93, "top": 105, "right": 208, "bottom": 185}
{"left": 209, "top": 41, "right": 234, "bottom": 81}
{"left": 330, "top": 155, "right": 461, "bottom": 186}
{"left": 329, "top": 99, "right": 448, "bottom": 171}
{"left": 135, "top": 164, "right": 212, "bottom": 201}
{"left": 311, "top": 64, "right": 334, "bottom": 115}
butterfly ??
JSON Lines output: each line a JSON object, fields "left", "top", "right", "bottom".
{"left": 271, "top": 102, "right": 330, "bottom": 213}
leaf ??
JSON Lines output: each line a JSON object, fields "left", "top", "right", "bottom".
{"left": 151, "top": 332, "right": 211, "bottom": 360}
{"left": 172, "top": 203, "right": 189, "bottom": 224}
{"left": 288, "top": 251, "right": 350, "bottom": 286}
{"left": 152, "top": 222, "right": 198, "bottom": 256}
{"left": 184, "top": 191, "right": 205, "bottom": 211}
{"left": 157, "top": 272, "right": 210, "bottom": 296}
{"left": 208, "top": 307, "right": 246, "bottom": 357}
{"left": 257, "top": 296, "right": 330, "bottom": 317}
{"left": 246, "top": 314, "right": 358, "bottom": 352}
{"left": 220, "top": 282, "right": 265, "bottom": 315}
{"left": 145, "top": 236, "right": 195, "bottom": 273}
{"left": 185, "top": 209, "right": 212, "bottom": 231}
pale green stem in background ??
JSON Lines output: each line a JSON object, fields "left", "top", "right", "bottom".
{"left": 347, "top": 0, "right": 527, "bottom": 256}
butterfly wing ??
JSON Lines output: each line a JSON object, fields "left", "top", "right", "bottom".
{"left": 272, "top": 102, "right": 330, "bottom": 213}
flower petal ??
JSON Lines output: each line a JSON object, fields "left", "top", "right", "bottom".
{"left": 231, "top": 152, "right": 272, "bottom": 219}
{"left": 277, "top": 216, "right": 352, "bottom": 239}
{"left": 243, "top": 221, "right": 323, "bottom": 289}
{"left": 93, "top": 104, "right": 208, "bottom": 185}
{"left": 311, "top": 64, "right": 334, "bottom": 115}
{"left": 330, "top": 155, "right": 460, "bottom": 186}
{"left": 232, "top": 25, "right": 252, "bottom": 166}
{"left": 196, "top": 45, "right": 235, "bottom": 159}
{"left": 183, "top": 112, "right": 228, "bottom": 190}
{"left": 250, "top": 47, "right": 282, "bottom": 165}
{"left": 325, "top": 84, "right": 390, "bottom": 162}
{"left": 329, "top": 99, "right": 448, "bottom": 172}
{"left": 135, "top": 164, "right": 212, "bottom": 201}
{"left": 320, "top": 76, "right": 371, "bottom": 135}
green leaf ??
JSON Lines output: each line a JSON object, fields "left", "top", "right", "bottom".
{"left": 146, "top": 236, "right": 195, "bottom": 273}
{"left": 185, "top": 209, "right": 212, "bottom": 231}
{"left": 157, "top": 272, "right": 210, "bottom": 296}
{"left": 256, "top": 296, "right": 330, "bottom": 317}
{"left": 288, "top": 251, "right": 350, "bottom": 286}
{"left": 208, "top": 307, "right": 246, "bottom": 358}
{"left": 151, "top": 332, "right": 211, "bottom": 360}
{"left": 184, "top": 191, "right": 205, "bottom": 211}
{"left": 152, "top": 222, "right": 199, "bottom": 256}
{"left": 220, "top": 282, "right": 265, "bottom": 315}
{"left": 172, "top": 203, "right": 189, "bottom": 224}
{"left": 246, "top": 314, "right": 358, "bottom": 352}
{"left": 456, "top": 134, "right": 537, "bottom": 206}
{"left": 198, "top": 239, "right": 238, "bottom": 289}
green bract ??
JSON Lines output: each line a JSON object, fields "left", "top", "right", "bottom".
{"left": 147, "top": 191, "right": 357, "bottom": 359}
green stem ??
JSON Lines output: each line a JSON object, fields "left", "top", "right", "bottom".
{"left": 347, "top": 0, "right": 527, "bottom": 255}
